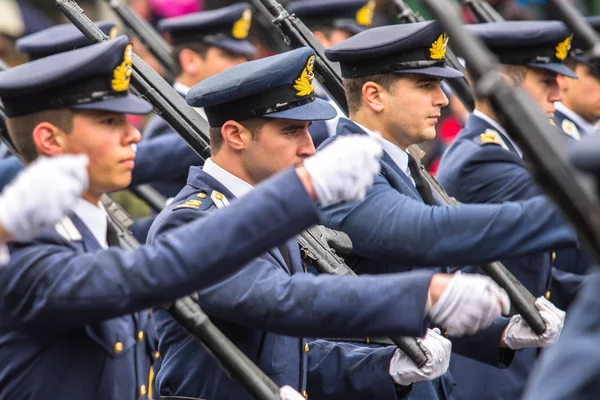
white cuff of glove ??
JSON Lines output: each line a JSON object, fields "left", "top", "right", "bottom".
{"left": 389, "top": 328, "right": 451, "bottom": 386}
{"left": 279, "top": 385, "right": 306, "bottom": 400}
{"left": 502, "top": 297, "right": 565, "bottom": 350}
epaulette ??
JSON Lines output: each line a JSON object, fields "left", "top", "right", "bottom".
{"left": 561, "top": 119, "right": 581, "bottom": 141}
{"left": 478, "top": 129, "right": 509, "bottom": 150}
{"left": 172, "top": 191, "right": 214, "bottom": 212}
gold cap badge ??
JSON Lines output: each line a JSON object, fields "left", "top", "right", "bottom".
{"left": 293, "top": 55, "right": 316, "bottom": 97}
{"left": 232, "top": 9, "right": 252, "bottom": 40}
{"left": 555, "top": 35, "right": 572, "bottom": 61}
{"left": 429, "top": 33, "right": 449, "bottom": 60}
{"left": 111, "top": 44, "right": 133, "bottom": 92}
{"left": 355, "top": 0, "right": 375, "bottom": 27}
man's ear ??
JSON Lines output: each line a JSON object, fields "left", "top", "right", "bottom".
{"left": 178, "top": 48, "right": 203, "bottom": 76}
{"left": 32, "top": 122, "right": 67, "bottom": 157}
{"left": 362, "top": 81, "right": 386, "bottom": 113}
{"left": 221, "top": 120, "right": 251, "bottom": 151}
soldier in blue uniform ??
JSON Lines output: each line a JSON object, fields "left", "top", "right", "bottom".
{"left": 286, "top": 0, "right": 376, "bottom": 148}
{"left": 320, "top": 21, "right": 576, "bottom": 399}
{"left": 147, "top": 46, "right": 514, "bottom": 400}
{"left": 522, "top": 133, "right": 600, "bottom": 400}
{"left": 554, "top": 16, "right": 600, "bottom": 141}
{"left": 436, "top": 21, "right": 586, "bottom": 399}
{"left": 0, "top": 37, "right": 379, "bottom": 400}
{"left": 12, "top": 20, "right": 206, "bottom": 244}
{"left": 142, "top": 2, "right": 257, "bottom": 202}
{"left": 11, "top": 20, "right": 200, "bottom": 190}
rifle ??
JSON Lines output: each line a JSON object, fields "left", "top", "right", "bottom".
{"left": 57, "top": 0, "right": 430, "bottom": 369}
{"left": 249, "top": 0, "right": 349, "bottom": 114}
{"left": 390, "top": 0, "right": 474, "bottom": 111}
{"left": 459, "top": 0, "right": 504, "bottom": 23}
{"left": 261, "top": 0, "right": 546, "bottom": 332}
{"left": 422, "top": 0, "right": 600, "bottom": 264}
{"left": 129, "top": 184, "right": 167, "bottom": 213}
{"left": 102, "top": 0, "right": 175, "bottom": 83}
{"left": 298, "top": 226, "right": 428, "bottom": 367}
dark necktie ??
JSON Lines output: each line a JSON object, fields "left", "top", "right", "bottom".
{"left": 407, "top": 154, "right": 436, "bottom": 205}
{"left": 106, "top": 219, "right": 121, "bottom": 247}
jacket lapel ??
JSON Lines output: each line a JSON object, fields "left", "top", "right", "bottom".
{"left": 67, "top": 214, "right": 104, "bottom": 252}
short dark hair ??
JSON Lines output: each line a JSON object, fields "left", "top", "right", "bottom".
{"left": 466, "top": 65, "right": 527, "bottom": 101}
{"left": 209, "top": 117, "right": 269, "bottom": 155}
{"left": 6, "top": 108, "right": 74, "bottom": 163}
{"left": 172, "top": 42, "right": 210, "bottom": 77}
{"left": 343, "top": 73, "right": 400, "bottom": 114}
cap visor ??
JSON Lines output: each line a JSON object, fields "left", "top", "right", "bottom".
{"left": 527, "top": 62, "right": 578, "bottom": 79}
{"left": 71, "top": 93, "right": 153, "bottom": 115}
{"left": 263, "top": 98, "right": 337, "bottom": 121}
{"left": 393, "top": 66, "right": 464, "bottom": 79}
{"left": 206, "top": 38, "right": 256, "bottom": 57}
{"left": 569, "top": 55, "right": 600, "bottom": 77}
{"left": 338, "top": 23, "right": 367, "bottom": 35}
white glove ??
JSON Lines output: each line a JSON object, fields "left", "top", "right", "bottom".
{"left": 279, "top": 385, "right": 305, "bottom": 400}
{"left": 502, "top": 297, "right": 566, "bottom": 350}
{"left": 0, "top": 155, "right": 89, "bottom": 241}
{"left": 389, "top": 328, "right": 452, "bottom": 386}
{"left": 304, "top": 135, "right": 383, "bottom": 206}
{"left": 429, "top": 272, "right": 511, "bottom": 337}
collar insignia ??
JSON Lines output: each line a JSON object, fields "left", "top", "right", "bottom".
{"left": 555, "top": 35, "right": 573, "bottom": 61}
{"left": 355, "top": 0, "right": 375, "bottom": 26}
{"left": 232, "top": 9, "right": 252, "bottom": 40}
{"left": 111, "top": 44, "right": 133, "bottom": 92}
{"left": 293, "top": 55, "right": 316, "bottom": 97}
{"left": 429, "top": 33, "right": 449, "bottom": 60}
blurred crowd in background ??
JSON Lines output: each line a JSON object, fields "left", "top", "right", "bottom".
{"left": 1, "top": 0, "right": 598, "bottom": 179}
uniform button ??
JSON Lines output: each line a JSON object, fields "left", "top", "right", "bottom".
{"left": 139, "top": 384, "right": 147, "bottom": 397}
{"left": 197, "top": 193, "right": 207, "bottom": 198}
{"left": 545, "top": 291, "right": 551, "bottom": 300}
{"left": 214, "top": 192, "right": 224, "bottom": 200}
{"left": 138, "top": 331, "right": 144, "bottom": 342}
{"left": 302, "top": 390, "right": 308, "bottom": 398}
{"left": 114, "top": 342, "right": 123, "bottom": 354}
{"left": 154, "top": 351, "right": 160, "bottom": 360}
{"left": 366, "top": 337, "right": 370, "bottom": 344}
{"left": 304, "top": 343, "right": 309, "bottom": 353}
{"left": 551, "top": 252, "right": 557, "bottom": 262}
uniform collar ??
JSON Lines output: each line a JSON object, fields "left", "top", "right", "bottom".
{"left": 72, "top": 198, "right": 108, "bottom": 249}
{"left": 555, "top": 101, "right": 599, "bottom": 136}
{"left": 472, "top": 110, "right": 523, "bottom": 158}
{"left": 202, "top": 158, "right": 254, "bottom": 199}
{"left": 352, "top": 120, "right": 415, "bottom": 186}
